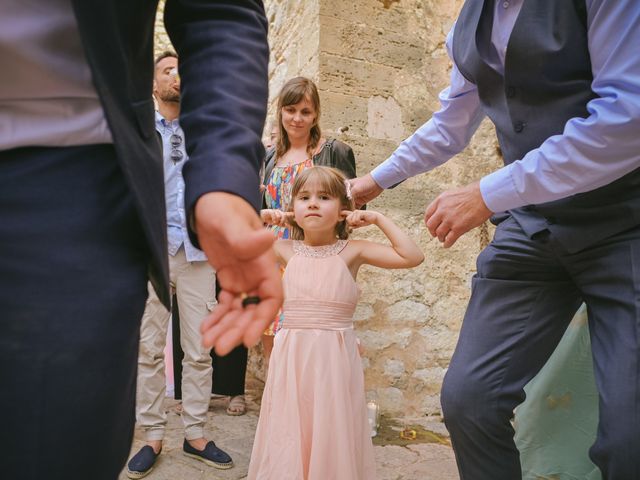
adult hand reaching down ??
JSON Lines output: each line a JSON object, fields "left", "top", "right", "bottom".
{"left": 194, "top": 192, "right": 283, "bottom": 355}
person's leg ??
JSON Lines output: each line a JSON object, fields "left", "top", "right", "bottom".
{"left": 176, "top": 288, "right": 248, "bottom": 416}
{"left": 211, "top": 345, "right": 248, "bottom": 415}
{"left": 171, "top": 294, "right": 184, "bottom": 401}
{"left": 135, "top": 283, "right": 172, "bottom": 444}
{"left": 211, "top": 345, "right": 248, "bottom": 396}
{"left": 174, "top": 254, "right": 216, "bottom": 442}
{"left": 0, "top": 145, "right": 149, "bottom": 480}
{"left": 440, "top": 219, "right": 581, "bottom": 480}
{"left": 211, "top": 278, "right": 248, "bottom": 400}
{"left": 568, "top": 225, "right": 640, "bottom": 479}
{"left": 127, "top": 284, "right": 173, "bottom": 478}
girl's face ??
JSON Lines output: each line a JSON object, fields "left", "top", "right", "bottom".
{"left": 281, "top": 96, "right": 317, "bottom": 142}
{"left": 293, "top": 178, "right": 343, "bottom": 234}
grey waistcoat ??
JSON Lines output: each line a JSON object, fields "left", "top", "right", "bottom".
{"left": 453, "top": 0, "right": 640, "bottom": 253}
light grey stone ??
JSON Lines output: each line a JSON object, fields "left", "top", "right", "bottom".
{"left": 386, "top": 300, "right": 430, "bottom": 325}
{"left": 367, "top": 95, "right": 405, "bottom": 141}
{"left": 384, "top": 358, "right": 406, "bottom": 380}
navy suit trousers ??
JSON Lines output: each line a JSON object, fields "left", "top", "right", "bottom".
{"left": 441, "top": 216, "right": 640, "bottom": 480}
{"left": 0, "top": 145, "right": 150, "bottom": 480}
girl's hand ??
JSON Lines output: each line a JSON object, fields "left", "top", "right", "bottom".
{"left": 260, "top": 209, "right": 293, "bottom": 227}
{"left": 343, "top": 210, "right": 380, "bottom": 229}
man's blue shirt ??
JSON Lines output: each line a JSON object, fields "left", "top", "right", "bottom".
{"left": 155, "top": 111, "right": 206, "bottom": 262}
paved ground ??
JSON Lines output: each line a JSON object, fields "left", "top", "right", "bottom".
{"left": 119, "top": 379, "right": 459, "bottom": 480}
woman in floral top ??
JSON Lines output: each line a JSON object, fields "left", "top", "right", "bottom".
{"left": 260, "top": 76, "right": 357, "bottom": 373}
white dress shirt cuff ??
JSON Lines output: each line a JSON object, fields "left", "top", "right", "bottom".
{"left": 370, "top": 159, "right": 407, "bottom": 189}
{"left": 479, "top": 164, "right": 527, "bottom": 213}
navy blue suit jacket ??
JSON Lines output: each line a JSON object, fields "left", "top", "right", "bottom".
{"left": 70, "top": 0, "right": 269, "bottom": 307}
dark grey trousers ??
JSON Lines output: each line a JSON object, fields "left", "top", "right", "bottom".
{"left": 441, "top": 216, "right": 640, "bottom": 480}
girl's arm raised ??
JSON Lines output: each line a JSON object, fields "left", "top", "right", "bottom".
{"left": 258, "top": 209, "right": 293, "bottom": 264}
{"left": 345, "top": 210, "right": 424, "bottom": 269}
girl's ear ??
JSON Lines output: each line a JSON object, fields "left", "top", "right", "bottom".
{"left": 289, "top": 210, "right": 299, "bottom": 227}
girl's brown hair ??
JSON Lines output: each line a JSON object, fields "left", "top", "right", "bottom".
{"left": 287, "top": 167, "right": 355, "bottom": 241}
{"left": 275, "top": 77, "right": 322, "bottom": 160}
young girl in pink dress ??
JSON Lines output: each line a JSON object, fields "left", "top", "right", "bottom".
{"left": 248, "top": 166, "right": 424, "bottom": 480}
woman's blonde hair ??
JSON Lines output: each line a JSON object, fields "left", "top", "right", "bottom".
{"left": 287, "top": 167, "right": 355, "bottom": 241}
{"left": 275, "top": 77, "right": 321, "bottom": 160}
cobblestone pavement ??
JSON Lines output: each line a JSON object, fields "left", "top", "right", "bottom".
{"left": 119, "top": 381, "right": 459, "bottom": 480}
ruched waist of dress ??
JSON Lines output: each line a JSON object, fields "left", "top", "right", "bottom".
{"left": 281, "top": 299, "right": 355, "bottom": 330}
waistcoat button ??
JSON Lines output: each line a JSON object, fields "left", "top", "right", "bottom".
{"left": 514, "top": 121, "right": 525, "bottom": 133}
{"left": 506, "top": 86, "right": 516, "bottom": 98}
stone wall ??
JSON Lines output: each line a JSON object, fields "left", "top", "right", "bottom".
{"left": 155, "top": 0, "right": 503, "bottom": 418}
{"left": 266, "top": 0, "right": 502, "bottom": 418}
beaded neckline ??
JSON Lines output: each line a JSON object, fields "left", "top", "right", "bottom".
{"left": 293, "top": 239, "right": 348, "bottom": 258}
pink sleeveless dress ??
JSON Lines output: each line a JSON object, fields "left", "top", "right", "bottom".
{"left": 248, "top": 240, "right": 377, "bottom": 480}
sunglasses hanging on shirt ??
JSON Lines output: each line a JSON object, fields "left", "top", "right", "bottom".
{"left": 170, "top": 133, "right": 184, "bottom": 163}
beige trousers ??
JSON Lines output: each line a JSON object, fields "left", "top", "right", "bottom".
{"left": 136, "top": 247, "right": 216, "bottom": 441}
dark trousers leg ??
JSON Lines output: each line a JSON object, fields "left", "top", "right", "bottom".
{"left": 0, "top": 146, "right": 149, "bottom": 480}
{"left": 211, "top": 344, "right": 248, "bottom": 396}
{"left": 172, "top": 272, "right": 247, "bottom": 399}
{"left": 210, "top": 275, "right": 247, "bottom": 396}
{"left": 568, "top": 225, "right": 640, "bottom": 479}
{"left": 441, "top": 218, "right": 581, "bottom": 480}
{"left": 172, "top": 294, "right": 184, "bottom": 400}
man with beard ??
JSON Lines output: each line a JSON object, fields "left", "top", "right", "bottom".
{"left": 125, "top": 52, "right": 230, "bottom": 478}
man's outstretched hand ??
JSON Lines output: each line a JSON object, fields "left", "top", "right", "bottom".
{"left": 424, "top": 181, "right": 493, "bottom": 248}
{"left": 194, "top": 192, "right": 282, "bottom": 355}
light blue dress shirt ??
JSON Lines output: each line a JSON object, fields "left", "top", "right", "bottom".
{"left": 371, "top": 0, "right": 640, "bottom": 214}
{"left": 155, "top": 111, "right": 207, "bottom": 262}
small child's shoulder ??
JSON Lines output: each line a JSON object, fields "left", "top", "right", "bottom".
{"left": 278, "top": 238, "right": 294, "bottom": 248}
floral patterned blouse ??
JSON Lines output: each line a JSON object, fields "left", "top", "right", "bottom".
{"left": 264, "top": 158, "right": 314, "bottom": 239}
